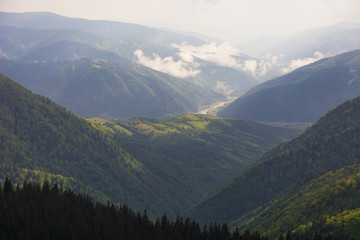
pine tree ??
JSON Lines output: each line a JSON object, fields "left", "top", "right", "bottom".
{"left": 3, "top": 177, "right": 13, "bottom": 193}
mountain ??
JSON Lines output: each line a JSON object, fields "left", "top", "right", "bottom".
{"left": 241, "top": 22, "right": 360, "bottom": 60}
{"left": 86, "top": 114, "right": 300, "bottom": 195}
{"left": 187, "top": 95, "right": 360, "bottom": 226}
{"left": 0, "top": 12, "right": 205, "bottom": 46}
{"left": 0, "top": 179, "right": 277, "bottom": 240}
{"left": 0, "top": 13, "right": 259, "bottom": 96}
{"left": 188, "top": 58, "right": 257, "bottom": 96}
{"left": 0, "top": 25, "right": 177, "bottom": 62}
{"left": 0, "top": 58, "right": 224, "bottom": 119}
{"left": 218, "top": 49, "right": 360, "bottom": 122}
{"left": 233, "top": 164, "right": 360, "bottom": 239}
{"left": 235, "top": 22, "right": 360, "bottom": 83}
{"left": 0, "top": 73, "right": 300, "bottom": 219}
{"left": 0, "top": 72, "right": 150, "bottom": 210}
{"left": 19, "top": 40, "right": 127, "bottom": 63}
{"left": 84, "top": 114, "right": 300, "bottom": 218}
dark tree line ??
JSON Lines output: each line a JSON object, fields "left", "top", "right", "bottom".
{"left": 0, "top": 178, "right": 351, "bottom": 240}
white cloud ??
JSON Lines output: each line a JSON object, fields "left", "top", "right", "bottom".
{"left": 281, "top": 51, "right": 324, "bottom": 74}
{"left": 135, "top": 42, "right": 285, "bottom": 79}
{"left": 134, "top": 49, "right": 201, "bottom": 78}
{"left": 135, "top": 43, "right": 325, "bottom": 82}
{"left": 173, "top": 42, "right": 291, "bottom": 77}
{"left": 214, "top": 81, "right": 234, "bottom": 95}
{"left": 173, "top": 42, "right": 241, "bottom": 68}
{"left": 173, "top": 42, "right": 266, "bottom": 75}
{"left": 243, "top": 59, "right": 258, "bottom": 76}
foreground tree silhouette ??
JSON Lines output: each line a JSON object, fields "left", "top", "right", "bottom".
{"left": 0, "top": 179, "right": 349, "bottom": 240}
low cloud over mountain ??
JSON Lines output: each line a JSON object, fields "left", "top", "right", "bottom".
{"left": 134, "top": 49, "right": 201, "bottom": 78}
{"left": 135, "top": 41, "right": 325, "bottom": 81}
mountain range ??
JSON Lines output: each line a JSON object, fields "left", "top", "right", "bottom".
{"left": 218, "top": 49, "right": 360, "bottom": 122}
{"left": 0, "top": 12, "right": 205, "bottom": 46}
{"left": 0, "top": 73, "right": 300, "bottom": 219}
{"left": 2, "top": 12, "right": 360, "bottom": 106}
{"left": 0, "top": 58, "right": 224, "bottom": 119}
{"left": 233, "top": 164, "right": 360, "bottom": 239}
{"left": 0, "top": 12, "right": 259, "bottom": 98}
{"left": 242, "top": 22, "right": 360, "bottom": 61}
{"left": 2, "top": 10, "right": 360, "bottom": 239}
{"left": 187, "top": 94, "right": 360, "bottom": 238}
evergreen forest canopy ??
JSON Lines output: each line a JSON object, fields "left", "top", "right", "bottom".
{"left": 187, "top": 95, "right": 360, "bottom": 235}
{"left": 0, "top": 178, "right": 352, "bottom": 240}
{"left": 0, "top": 58, "right": 224, "bottom": 119}
{"left": 1, "top": 11, "right": 360, "bottom": 239}
{"left": 0, "top": 13, "right": 259, "bottom": 102}
{"left": 0, "top": 73, "right": 299, "bottom": 220}
{"left": 218, "top": 49, "right": 360, "bottom": 122}
{"left": 233, "top": 164, "right": 360, "bottom": 239}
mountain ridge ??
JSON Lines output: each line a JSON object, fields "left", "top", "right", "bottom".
{"left": 0, "top": 58, "right": 225, "bottom": 119}
{"left": 218, "top": 49, "right": 360, "bottom": 122}
{"left": 232, "top": 164, "right": 360, "bottom": 239}
{"left": 187, "top": 95, "right": 360, "bottom": 225}
{"left": 0, "top": 73, "right": 300, "bottom": 219}
{"left": 0, "top": 11, "right": 206, "bottom": 46}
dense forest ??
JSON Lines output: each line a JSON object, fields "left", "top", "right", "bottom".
{"left": 188, "top": 95, "right": 360, "bottom": 226}
{"left": 219, "top": 49, "right": 360, "bottom": 122}
{"left": 0, "top": 72, "right": 301, "bottom": 219}
{"left": 0, "top": 58, "right": 224, "bottom": 119}
{"left": 233, "top": 164, "right": 360, "bottom": 239}
{"left": 0, "top": 178, "right": 351, "bottom": 240}
{"left": 1, "top": 10, "right": 360, "bottom": 240}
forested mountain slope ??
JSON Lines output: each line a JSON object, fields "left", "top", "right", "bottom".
{"left": 0, "top": 59, "right": 223, "bottom": 119}
{"left": 0, "top": 14, "right": 260, "bottom": 97}
{"left": 87, "top": 115, "right": 300, "bottom": 199}
{"left": 0, "top": 73, "right": 299, "bottom": 219}
{"left": 233, "top": 164, "right": 360, "bottom": 239}
{"left": 218, "top": 49, "right": 360, "bottom": 122}
{"left": 0, "top": 12, "right": 205, "bottom": 46}
{"left": 188, "top": 95, "right": 360, "bottom": 225}
{"left": 0, "top": 72, "right": 153, "bottom": 210}
{"left": 0, "top": 179, "right": 278, "bottom": 240}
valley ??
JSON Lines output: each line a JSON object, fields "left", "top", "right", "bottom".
{"left": 0, "top": 72, "right": 300, "bottom": 219}
{"left": 198, "top": 97, "right": 238, "bottom": 115}
{"left": 1, "top": 8, "right": 360, "bottom": 240}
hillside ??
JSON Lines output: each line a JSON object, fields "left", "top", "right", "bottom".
{"left": 0, "top": 59, "right": 224, "bottom": 119}
{"left": 187, "top": 95, "right": 360, "bottom": 225}
{"left": 19, "top": 40, "right": 126, "bottom": 63}
{"left": 87, "top": 115, "right": 300, "bottom": 197}
{"left": 0, "top": 25, "right": 177, "bottom": 62}
{"left": 0, "top": 14, "right": 260, "bottom": 96}
{"left": 0, "top": 179, "right": 277, "bottom": 240}
{"left": 218, "top": 49, "right": 360, "bottom": 122}
{"left": 233, "top": 164, "right": 360, "bottom": 239}
{"left": 0, "top": 73, "right": 300, "bottom": 219}
{"left": 0, "top": 72, "right": 158, "bottom": 211}
{"left": 0, "top": 12, "right": 205, "bottom": 46}
{"left": 250, "top": 22, "right": 360, "bottom": 61}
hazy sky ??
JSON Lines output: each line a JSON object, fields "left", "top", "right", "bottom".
{"left": 2, "top": 0, "right": 360, "bottom": 43}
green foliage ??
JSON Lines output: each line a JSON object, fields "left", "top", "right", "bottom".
{"left": 0, "top": 164, "right": 110, "bottom": 203}
{"left": 0, "top": 179, "right": 348, "bottom": 240}
{"left": 188, "top": 95, "right": 360, "bottom": 226}
{"left": 86, "top": 114, "right": 300, "bottom": 219}
{"left": 233, "top": 164, "right": 360, "bottom": 239}
{"left": 0, "top": 58, "right": 225, "bottom": 119}
{"left": 0, "top": 22, "right": 257, "bottom": 98}
{"left": 219, "top": 49, "right": 360, "bottom": 122}
{"left": 0, "top": 73, "right": 299, "bottom": 220}
{"left": 0, "top": 73, "right": 150, "bottom": 210}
